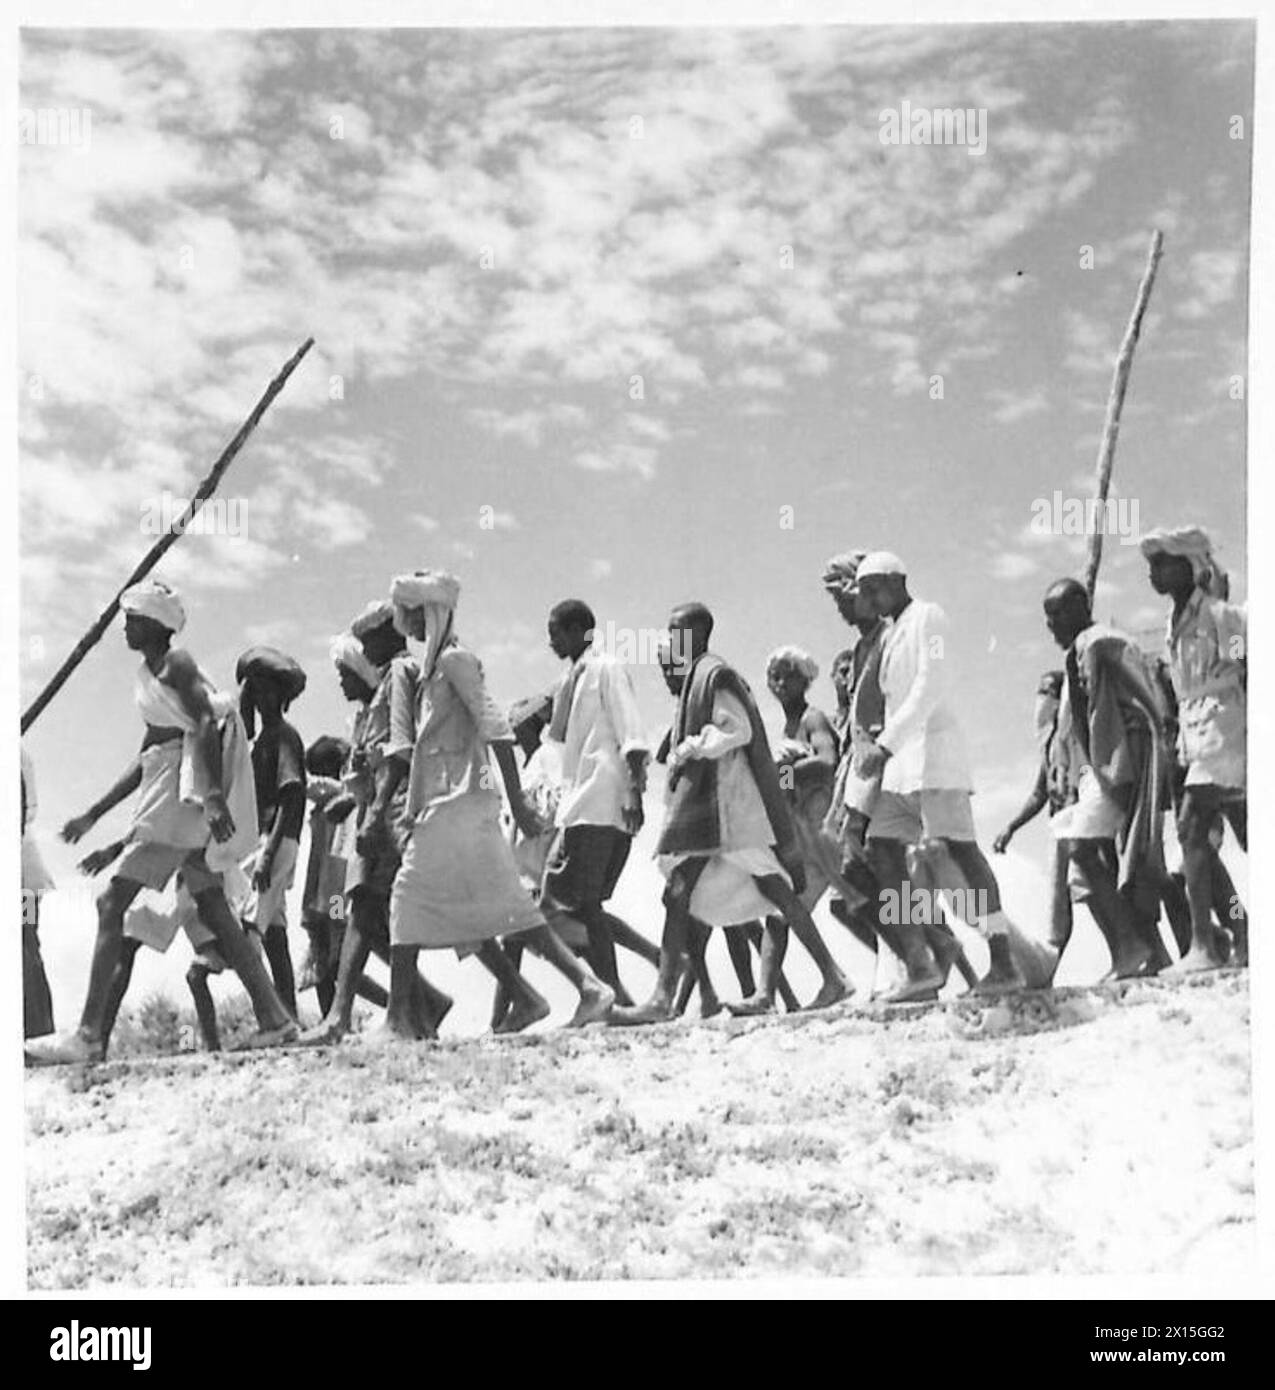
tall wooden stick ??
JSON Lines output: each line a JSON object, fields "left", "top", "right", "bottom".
{"left": 21, "top": 337, "right": 315, "bottom": 734}
{"left": 1083, "top": 230, "right": 1164, "bottom": 604}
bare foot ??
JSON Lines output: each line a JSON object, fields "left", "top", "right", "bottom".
{"left": 233, "top": 1020, "right": 301, "bottom": 1052}
{"left": 805, "top": 976, "right": 853, "bottom": 1011}
{"left": 363, "top": 1016, "right": 428, "bottom": 1047}
{"left": 427, "top": 992, "right": 455, "bottom": 1033}
{"left": 972, "top": 965, "right": 1024, "bottom": 998}
{"left": 567, "top": 983, "right": 616, "bottom": 1028}
{"left": 724, "top": 994, "right": 774, "bottom": 1017}
{"left": 494, "top": 992, "right": 552, "bottom": 1035}
{"left": 1102, "top": 944, "right": 1154, "bottom": 982}
{"left": 295, "top": 951, "right": 322, "bottom": 994}
{"left": 1231, "top": 924, "right": 1249, "bottom": 969}
{"left": 1165, "top": 947, "right": 1226, "bottom": 976}
{"left": 24, "top": 1031, "right": 105, "bottom": 1068}
{"left": 296, "top": 1016, "right": 350, "bottom": 1047}
{"left": 884, "top": 969, "right": 944, "bottom": 1004}
{"left": 609, "top": 998, "right": 676, "bottom": 1027}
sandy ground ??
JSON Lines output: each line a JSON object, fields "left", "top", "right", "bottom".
{"left": 25, "top": 970, "right": 1252, "bottom": 1289}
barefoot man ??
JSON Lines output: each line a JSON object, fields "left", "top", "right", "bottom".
{"left": 1042, "top": 579, "right": 1169, "bottom": 981}
{"left": 381, "top": 571, "right": 613, "bottom": 1040}
{"left": 26, "top": 579, "right": 295, "bottom": 1064}
{"left": 299, "top": 611, "right": 451, "bottom": 1043}
{"left": 1140, "top": 527, "right": 1247, "bottom": 971}
{"left": 613, "top": 603, "right": 850, "bottom": 1024}
{"left": 539, "top": 599, "right": 656, "bottom": 1000}
{"left": 853, "top": 553, "right": 1037, "bottom": 998}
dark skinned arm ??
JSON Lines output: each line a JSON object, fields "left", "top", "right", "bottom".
{"left": 164, "top": 649, "right": 234, "bottom": 842}
{"left": 492, "top": 740, "right": 544, "bottom": 838}
{"left": 787, "top": 709, "right": 839, "bottom": 794}
{"left": 254, "top": 784, "right": 304, "bottom": 890}
{"left": 993, "top": 763, "right": 1049, "bottom": 852}
{"left": 62, "top": 750, "right": 145, "bottom": 843}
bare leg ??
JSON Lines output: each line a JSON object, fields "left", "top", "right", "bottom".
{"left": 604, "top": 912, "right": 660, "bottom": 966}
{"left": 525, "top": 925, "right": 615, "bottom": 1026}
{"left": 22, "top": 899, "right": 55, "bottom": 1040}
{"left": 725, "top": 924, "right": 757, "bottom": 996}
{"left": 27, "top": 878, "right": 147, "bottom": 1064}
{"left": 262, "top": 922, "right": 298, "bottom": 1018}
{"left": 688, "top": 919, "right": 721, "bottom": 1017}
{"left": 1223, "top": 799, "right": 1247, "bottom": 853}
{"left": 611, "top": 860, "right": 706, "bottom": 1025}
{"left": 484, "top": 939, "right": 552, "bottom": 1034}
{"left": 490, "top": 938, "right": 524, "bottom": 1031}
{"left": 301, "top": 896, "right": 376, "bottom": 1041}
{"left": 754, "top": 874, "right": 850, "bottom": 1009}
{"left": 1168, "top": 790, "right": 1228, "bottom": 973}
{"left": 378, "top": 944, "right": 429, "bottom": 1041}
{"left": 1209, "top": 850, "right": 1247, "bottom": 966}
{"left": 866, "top": 839, "right": 942, "bottom": 1002}
{"left": 99, "top": 937, "right": 143, "bottom": 1057}
{"left": 80, "top": 879, "right": 143, "bottom": 1044}
{"left": 727, "top": 917, "right": 785, "bottom": 1016}
{"left": 1066, "top": 842, "right": 1150, "bottom": 980}
{"left": 191, "top": 886, "right": 293, "bottom": 1035}
{"left": 186, "top": 962, "right": 221, "bottom": 1051}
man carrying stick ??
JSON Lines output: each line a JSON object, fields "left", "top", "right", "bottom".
{"left": 26, "top": 580, "right": 296, "bottom": 1065}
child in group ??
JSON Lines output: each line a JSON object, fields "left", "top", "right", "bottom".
{"left": 296, "top": 736, "right": 391, "bottom": 1018}
{"left": 236, "top": 646, "right": 309, "bottom": 1018}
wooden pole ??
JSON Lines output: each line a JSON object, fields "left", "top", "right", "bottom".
{"left": 1083, "top": 231, "right": 1164, "bottom": 604}
{"left": 21, "top": 337, "right": 315, "bottom": 734}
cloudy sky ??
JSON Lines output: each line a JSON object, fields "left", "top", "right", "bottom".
{"left": 19, "top": 20, "right": 1253, "bottom": 888}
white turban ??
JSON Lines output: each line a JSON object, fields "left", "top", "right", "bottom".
{"left": 821, "top": 551, "right": 868, "bottom": 596}
{"left": 766, "top": 645, "right": 819, "bottom": 686}
{"left": 330, "top": 632, "right": 381, "bottom": 691}
{"left": 856, "top": 550, "right": 906, "bottom": 580}
{"left": 390, "top": 570, "right": 461, "bottom": 613}
{"left": 1139, "top": 526, "right": 1228, "bottom": 597}
{"left": 349, "top": 600, "right": 397, "bottom": 639}
{"left": 121, "top": 579, "right": 186, "bottom": 634}
{"left": 390, "top": 570, "right": 460, "bottom": 676}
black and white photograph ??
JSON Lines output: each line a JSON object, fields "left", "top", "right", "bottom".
{"left": 9, "top": 1, "right": 1269, "bottom": 1307}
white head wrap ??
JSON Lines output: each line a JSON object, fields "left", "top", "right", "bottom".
{"left": 121, "top": 579, "right": 186, "bottom": 634}
{"left": 349, "top": 599, "right": 397, "bottom": 640}
{"left": 390, "top": 570, "right": 460, "bottom": 677}
{"left": 330, "top": 632, "right": 382, "bottom": 691}
{"left": 821, "top": 551, "right": 868, "bottom": 596}
{"left": 856, "top": 550, "right": 907, "bottom": 580}
{"left": 1139, "top": 526, "right": 1228, "bottom": 598}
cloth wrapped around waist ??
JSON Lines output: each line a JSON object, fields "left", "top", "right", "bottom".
{"left": 131, "top": 699, "right": 259, "bottom": 870}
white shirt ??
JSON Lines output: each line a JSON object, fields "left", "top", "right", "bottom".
{"left": 875, "top": 599, "right": 972, "bottom": 793}
{"left": 548, "top": 651, "right": 649, "bottom": 830}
